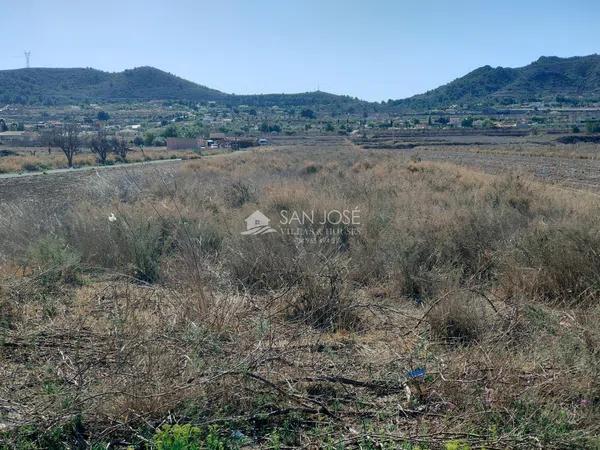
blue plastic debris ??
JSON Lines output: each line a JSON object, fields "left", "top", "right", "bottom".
{"left": 407, "top": 368, "right": 426, "bottom": 379}
{"left": 231, "top": 430, "right": 246, "bottom": 440}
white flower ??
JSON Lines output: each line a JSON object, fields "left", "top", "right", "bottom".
{"left": 108, "top": 213, "right": 117, "bottom": 223}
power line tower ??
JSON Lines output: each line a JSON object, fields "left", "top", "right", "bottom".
{"left": 24, "top": 51, "right": 31, "bottom": 68}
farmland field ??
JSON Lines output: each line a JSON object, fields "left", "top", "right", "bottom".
{"left": 394, "top": 145, "right": 600, "bottom": 192}
{"left": 1, "top": 138, "right": 600, "bottom": 448}
{"left": 4, "top": 135, "right": 600, "bottom": 208}
{"left": 0, "top": 146, "right": 200, "bottom": 176}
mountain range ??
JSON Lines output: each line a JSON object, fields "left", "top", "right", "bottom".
{"left": 1, "top": 55, "right": 600, "bottom": 111}
{"left": 0, "top": 66, "right": 361, "bottom": 110}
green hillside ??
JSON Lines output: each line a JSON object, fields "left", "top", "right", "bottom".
{"left": 0, "top": 66, "right": 226, "bottom": 105}
{"left": 0, "top": 66, "right": 366, "bottom": 111}
{"left": 3, "top": 56, "right": 600, "bottom": 111}
{"left": 391, "top": 54, "right": 600, "bottom": 110}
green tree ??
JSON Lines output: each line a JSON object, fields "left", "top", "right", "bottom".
{"left": 300, "top": 108, "right": 316, "bottom": 119}
{"left": 181, "top": 124, "right": 204, "bottom": 139}
{"left": 461, "top": 117, "right": 474, "bottom": 128}
{"left": 482, "top": 118, "right": 496, "bottom": 129}
{"left": 585, "top": 121, "right": 600, "bottom": 133}
{"left": 144, "top": 132, "right": 155, "bottom": 146}
{"left": 153, "top": 136, "right": 167, "bottom": 146}
{"left": 97, "top": 111, "right": 110, "bottom": 121}
{"left": 162, "top": 125, "right": 178, "bottom": 138}
{"left": 133, "top": 136, "right": 144, "bottom": 148}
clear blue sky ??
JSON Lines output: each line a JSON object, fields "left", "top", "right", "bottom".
{"left": 2, "top": 0, "right": 599, "bottom": 101}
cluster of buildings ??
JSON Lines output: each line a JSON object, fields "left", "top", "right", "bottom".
{"left": 0, "top": 130, "right": 39, "bottom": 146}
{"left": 166, "top": 133, "right": 268, "bottom": 151}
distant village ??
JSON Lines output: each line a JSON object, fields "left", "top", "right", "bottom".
{"left": 1, "top": 99, "right": 600, "bottom": 151}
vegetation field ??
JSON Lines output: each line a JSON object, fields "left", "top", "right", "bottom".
{"left": 1, "top": 141, "right": 600, "bottom": 449}
{"left": 0, "top": 147, "right": 200, "bottom": 175}
{"left": 354, "top": 131, "right": 600, "bottom": 191}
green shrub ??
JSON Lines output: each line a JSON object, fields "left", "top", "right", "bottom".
{"left": 21, "top": 163, "right": 42, "bottom": 172}
{"left": 301, "top": 161, "right": 321, "bottom": 175}
{"left": 66, "top": 211, "right": 172, "bottom": 283}
{"left": 154, "top": 424, "right": 202, "bottom": 450}
{"left": 1, "top": 416, "right": 87, "bottom": 450}
{"left": 485, "top": 401, "right": 587, "bottom": 447}
{"left": 585, "top": 120, "right": 600, "bottom": 133}
{"left": 110, "top": 217, "right": 172, "bottom": 283}
{"left": 153, "top": 424, "right": 230, "bottom": 450}
{"left": 27, "top": 236, "right": 82, "bottom": 287}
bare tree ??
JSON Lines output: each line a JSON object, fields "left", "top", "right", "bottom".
{"left": 111, "top": 136, "right": 130, "bottom": 162}
{"left": 49, "top": 123, "right": 81, "bottom": 168}
{"left": 89, "top": 131, "right": 111, "bottom": 164}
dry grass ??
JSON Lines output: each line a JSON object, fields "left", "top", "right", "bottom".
{"left": 0, "top": 147, "right": 199, "bottom": 174}
{"left": 1, "top": 142, "right": 600, "bottom": 448}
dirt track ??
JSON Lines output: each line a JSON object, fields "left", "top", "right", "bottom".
{"left": 0, "top": 159, "right": 183, "bottom": 206}
{"left": 0, "top": 138, "right": 343, "bottom": 207}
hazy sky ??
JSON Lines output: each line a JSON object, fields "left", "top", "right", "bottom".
{"left": 2, "top": 0, "right": 599, "bottom": 101}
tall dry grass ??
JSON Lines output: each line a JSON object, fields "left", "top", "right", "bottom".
{"left": 1, "top": 142, "right": 600, "bottom": 448}
{"left": 0, "top": 148, "right": 199, "bottom": 174}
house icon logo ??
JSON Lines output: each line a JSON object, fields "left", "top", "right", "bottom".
{"left": 241, "top": 210, "right": 277, "bottom": 235}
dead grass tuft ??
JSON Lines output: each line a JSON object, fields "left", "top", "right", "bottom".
{"left": 427, "top": 290, "right": 495, "bottom": 344}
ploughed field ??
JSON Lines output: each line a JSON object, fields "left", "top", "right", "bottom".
{"left": 355, "top": 131, "right": 600, "bottom": 192}
{"left": 398, "top": 146, "right": 600, "bottom": 192}
{"left": 1, "top": 138, "right": 600, "bottom": 449}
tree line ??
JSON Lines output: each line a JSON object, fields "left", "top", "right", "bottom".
{"left": 42, "top": 123, "right": 131, "bottom": 168}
